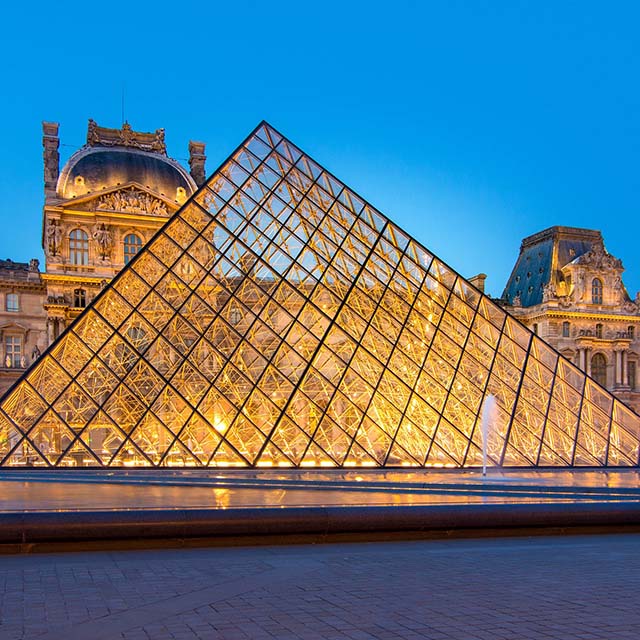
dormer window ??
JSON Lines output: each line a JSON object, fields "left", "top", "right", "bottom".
{"left": 592, "top": 278, "right": 603, "bottom": 304}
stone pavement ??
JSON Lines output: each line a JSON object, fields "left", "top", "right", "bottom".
{"left": 1, "top": 534, "right": 640, "bottom": 639}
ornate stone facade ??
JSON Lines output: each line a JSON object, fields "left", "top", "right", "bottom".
{"left": 0, "top": 259, "right": 46, "bottom": 396}
{"left": 41, "top": 120, "right": 206, "bottom": 344}
{"left": 501, "top": 226, "right": 640, "bottom": 413}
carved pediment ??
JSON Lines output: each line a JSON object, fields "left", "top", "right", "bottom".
{"left": 95, "top": 186, "right": 172, "bottom": 216}
{"left": 574, "top": 243, "right": 623, "bottom": 271}
{"left": 66, "top": 184, "right": 178, "bottom": 217}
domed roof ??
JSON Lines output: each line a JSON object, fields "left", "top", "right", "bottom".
{"left": 56, "top": 121, "right": 197, "bottom": 202}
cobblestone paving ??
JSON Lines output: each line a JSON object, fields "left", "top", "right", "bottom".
{"left": 1, "top": 534, "right": 640, "bottom": 639}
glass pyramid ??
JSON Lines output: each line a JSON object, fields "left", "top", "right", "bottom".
{"left": 1, "top": 122, "right": 639, "bottom": 468}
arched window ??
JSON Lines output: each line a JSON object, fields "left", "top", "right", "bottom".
{"left": 591, "top": 353, "right": 607, "bottom": 386}
{"left": 5, "top": 293, "right": 18, "bottom": 312}
{"left": 592, "top": 278, "right": 603, "bottom": 304}
{"left": 69, "top": 229, "right": 89, "bottom": 265}
{"left": 73, "top": 288, "right": 86, "bottom": 308}
{"left": 595, "top": 323, "right": 603, "bottom": 339}
{"left": 123, "top": 234, "right": 142, "bottom": 265}
{"left": 562, "top": 321, "right": 570, "bottom": 337}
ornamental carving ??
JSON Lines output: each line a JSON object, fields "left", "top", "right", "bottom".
{"left": 575, "top": 242, "right": 623, "bottom": 270}
{"left": 92, "top": 223, "right": 113, "bottom": 260}
{"left": 87, "top": 119, "right": 166, "bottom": 154}
{"left": 45, "top": 219, "right": 63, "bottom": 257}
{"left": 96, "top": 187, "right": 170, "bottom": 216}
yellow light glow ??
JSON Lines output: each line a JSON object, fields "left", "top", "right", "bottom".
{"left": 213, "top": 420, "right": 227, "bottom": 434}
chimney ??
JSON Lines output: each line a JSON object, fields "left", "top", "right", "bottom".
{"left": 188, "top": 140, "right": 206, "bottom": 186}
{"left": 469, "top": 273, "right": 487, "bottom": 293}
{"left": 43, "top": 122, "right": 60, "bottom": 200}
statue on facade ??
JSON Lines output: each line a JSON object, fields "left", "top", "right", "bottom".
{"left": 93, "top": 223, "right": 113, "bottom": 260}
{"left": 31, "top": 345, "right": 41, "bottom": 361}
{"left": 29, "top": 258, "right": 39, "bottom": 272}
{"left": 45, "top": 220, "right": 62, "bottom": 256}
{"left": 542, "top": 281, "right": 556, "bottom": 302}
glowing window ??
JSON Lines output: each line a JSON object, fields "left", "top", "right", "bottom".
{"left": 592, "top": 278, "right": 603, "bottom": 304}
{"left": 124, "top": 234, "right": 142, "bottom": 265}
{"left": 591, "top": 353, "right": 607, "bottom": 386}
{"left": 4, "top": 335, "right": 22, "bottom": 368}
{"left": 69, "top": 229, "right": 89, "bottom": 265}
{"left": 6, "top": 293, "right": 18, "bottom": 312}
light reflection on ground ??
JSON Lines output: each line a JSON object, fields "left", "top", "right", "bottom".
{"left": 0, "top": 468, "right": 639, "bottom": 512}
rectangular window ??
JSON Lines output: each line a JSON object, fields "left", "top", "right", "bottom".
{"left": 6, "top": 293, "right": 19, "bottom": 312}
{"left": 5, "top": 336, "right": 22, "bottom": 368}
{"left": 629, "top": 361, "right": 636, "bottom": 391}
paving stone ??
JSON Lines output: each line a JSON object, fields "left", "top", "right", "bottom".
{"left": 1, "top": 534, "right": 640, "bottom": 639}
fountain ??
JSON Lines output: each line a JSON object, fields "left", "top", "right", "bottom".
{"left": 481, "top": 394, "right": 497, "bottom": 477}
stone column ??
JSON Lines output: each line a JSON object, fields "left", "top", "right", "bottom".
{"left": 586, "top": 349, "right": 592, "bottom": 377}
{"left": 579, "top": 348, "right": 586, "bottom": 371}
{"left": 615, "top": 350, "right": 622, "bottom": 385}
{"left": 189, "top": 141, "right": 207, "bottom": 186}
{"left": 43, "top": 122, "right": 60, "bottom": 201}
{"left": 46, "top": 318, "right": 55, "bottom": 346}
{"left": 622, "top": 350, "right": 628, "bottom": 387}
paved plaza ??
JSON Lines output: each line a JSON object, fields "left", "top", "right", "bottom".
{"left": 1, "top": 533, "right": 640, "bottom": 640}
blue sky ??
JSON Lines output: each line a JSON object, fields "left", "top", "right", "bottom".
{"left": 0, "top": 1, "right": 638, "bottom": 298}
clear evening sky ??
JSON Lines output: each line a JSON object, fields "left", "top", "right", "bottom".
{"left": 0, "top": 1, "right": 638, "bottom": 299}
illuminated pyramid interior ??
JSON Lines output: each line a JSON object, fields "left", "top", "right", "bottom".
{"left": 1, "top": 122, "right": 639, "bottom": 468}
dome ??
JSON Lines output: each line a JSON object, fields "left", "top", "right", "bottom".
{"left": 56, "top": 122, "right": 197, "bottom": 202}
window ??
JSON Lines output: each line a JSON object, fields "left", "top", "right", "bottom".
{"left": 595, "top": 323, "right": 603, "bottom": 339}
{"left": 229, "top": 306, "right": 242, "bottom": 325}
{"left": 533, "top": 323, "right": 538, "bottom": 335}
{"left": 629, "top": 326, "right": 635, "bottom": 340}
{"left": 591, "top": 353, "right": 607, "bottom": 386}
{"left": 629, "top": 361, "right": 636, "bottom": 391}
{"left": 592, "top": 278, "right": 603, "bottom": 304}
{"left": 69, "top": 229, "right": 89, "bottom": 265}
{"left": 73, "top": 288, "right": 86, "bottom": 308}
{"left": 562, "top": 321, "right": 570, "bottom": 338}
{"left": 124, "top": 234, "right": 142, "bottom": 265}
{"left": 4, "top": 336, "right": 22, "bottom": 368}
{"left": 5, "top": 293, "right": 18, "bottom": 312}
